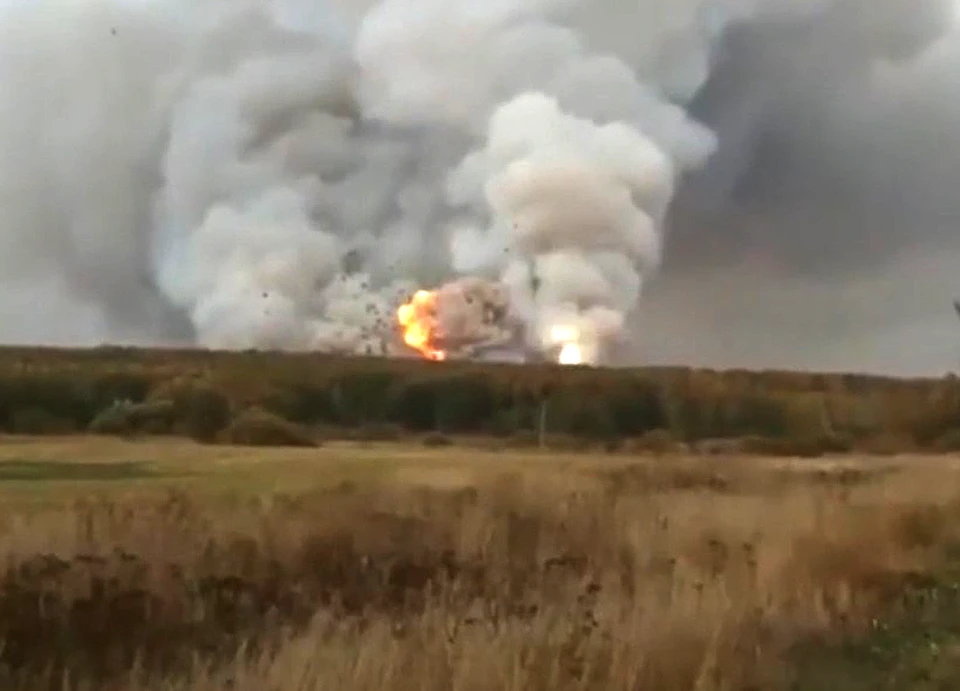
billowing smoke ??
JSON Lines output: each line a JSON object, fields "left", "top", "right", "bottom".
{"left": 0, "top": 0, "right": 956, "bottom": 372}
{"left": 445, "top": 91, "right": 712, "bottom": 362}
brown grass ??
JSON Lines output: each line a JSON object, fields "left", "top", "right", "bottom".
{"left": 0, "top": 437, "right": 959, "bottom": 689}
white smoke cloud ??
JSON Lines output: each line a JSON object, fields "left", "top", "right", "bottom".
{"left": 444, "top": 92, "right": 711, "bottom": 362}
{"left": 0, "top": 0, "right": 724, "bottom": 364}
{"left": 354, "top": 0, "right": 717, "bottom": 362}
{"left": 0, "top": 0, "right": 952, "bottom": 371}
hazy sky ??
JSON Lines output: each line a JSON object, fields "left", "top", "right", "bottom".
{"left": 649, "top": 0, "right": 960, "bottom": 375}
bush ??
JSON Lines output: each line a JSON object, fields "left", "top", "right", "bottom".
{"left": 544, "top": 434, "right": 594, "bottom": 452}
{"left": 0, "top": 374, "right": 90, "bottom": 430}
{"left": 737, "top": 436, "right": 800, "bottom": 457}
{"left": 602, "top": 436, "right": 625, "bottom": 453}
{"left": 934, "top": 429, "right": 960, "bottom": 453}
{"left": 629, "top": 429, "right": 678, "bottom": 455}
{"left": 692, "top": 438, "right": 747, "bottom": 456}
{"left": 858, "top": 433, "right": 916, "bottom": 456}
{"left": 6, "top": 407, "right": 76, "bottom": 435}
{"left": 150, "top": 379, "right": 231, "bottom": 443}
{"left": 508, "top": 430, "right": 540, "bottom": 449}
{"left": 422, "top": 432, "right": 454, "bottom": 448}
{"left": 816, "top": 433, "right": 855, "bottom": 454}
{"left": 351, "top": 423, "right": 403, "bottom": 442}
{"left": 89, "top": 400, "right": 177, "bottom": 437}
{"left": 779, "top": 439, "right": 826, "bottom": 458}
{"left": 224, "top": 408, "right": 317, "bottom": 448}
{"left": 89, "top": 401, "right": 134, "bottom": 436}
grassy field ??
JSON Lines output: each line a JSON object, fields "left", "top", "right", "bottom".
{"left": 1, "top": 436, "right": 960, "bottom": 689}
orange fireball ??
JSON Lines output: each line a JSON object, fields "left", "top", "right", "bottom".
{"left": 397, "top": 289, "right": 446, "bottom": 361}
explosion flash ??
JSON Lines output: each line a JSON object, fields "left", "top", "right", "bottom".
{"left": 396, "top": 289, "right": 446, "bottom": 360}
{"left": 549, "top": 324, "right": 584, "bottom": 365}
{"left": 558, "top": 342, "right": 583, "bottom": 365}
{"left": 395, "top": 281, "right": 588, "bottom": 365}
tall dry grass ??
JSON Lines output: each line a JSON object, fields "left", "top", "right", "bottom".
{"left": 0, "top": 454, "right": 958, "bottom": 690}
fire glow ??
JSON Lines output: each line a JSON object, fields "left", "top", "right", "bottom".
{"left": 557, "top": 342, "right": 583, "bottom": 365}
{"left": 396, "top": 289, "right": 446, "bottom": 361}
{"left": 550, "top": 324, "right": 584, "bottom": 365}
{"left": 396, "top": 286, "right": 588, "bottom": 365}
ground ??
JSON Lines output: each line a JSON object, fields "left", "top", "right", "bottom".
{"left": 1, "top": 435, "right": 959, "bottom": 690}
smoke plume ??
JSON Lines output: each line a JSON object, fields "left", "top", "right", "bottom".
{"left": 0, "top": 0, "right": 957, "bottom": 373}
{"left": 656, "top": 0, "right": 960, "bottom": 374}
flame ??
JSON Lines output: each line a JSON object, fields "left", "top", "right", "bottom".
{"left": 397, "top": 289, "right": 446, "bottom": 361}
{"left": 557, "top": 342, "right": 583, "bottom": 365}
{"left": 550, "top": 324, "right": 583, "bottom": 365}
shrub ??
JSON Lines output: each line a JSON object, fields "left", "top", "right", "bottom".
{"left": 485, "top": 409, "right": 520, "bottom": 438}
{"left": 150, "top": 379, "right": 231, "bottom": 443}
{"left": 629, "top": 429, "right": 678, "bottom": 455}
{"left": 351, "top": 423, "right": 404, "bottom": 442}
{"left": 6, "top": 407, "right": 76, "bottom": 435}
{"left": 738, "top": 436, "right": 822, "bottom": 458}
{"left": 858, "top": 433, "right": 916, "bottom": 456}
{"left": 934, "top": 429, "right": 960, "bottom": 453}
{"left": 224, "top": 408, "right": 317, "bottom": 448}
{"left": 779, "top": 438, "right": 827, "bottom": 458}
{"left": 0, "top": 373, "right": 89, "bottom": 430}
{"left": 816, "top": 433, "right": 855, "bottom": 454}
{"left": 603, "top": 436, "right": 625, "bottom": 453}
{"left": 89, "top": 400, "right": 138, "bottom": 436}
{"left": 422, "top": 432, "right": 454, "bottom": 448}
{"left": 544, "top": 434, "right": 594, "bottom": 452}
{"left": 89, "top": 400, "right": 176, "bottom": 437}
{"left": 692, "top": 438, "right": 746, "bottom": 456}
{"left": 508, "top": 430, "right": 540, "bottom": 449}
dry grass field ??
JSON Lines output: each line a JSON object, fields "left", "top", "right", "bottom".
{"left": 1, "top": 436, "right": 960, "bottom": 690}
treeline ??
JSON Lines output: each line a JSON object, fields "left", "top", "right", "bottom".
{"left": 0, "top": 346, "right": 959, "bottom": 454}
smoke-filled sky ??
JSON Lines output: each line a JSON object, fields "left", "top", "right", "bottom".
{"left": 0, "top": 0, "right": 958, "bottom": 375}
{"left": 654, "top": 0, "right": 960, "bottom": 375}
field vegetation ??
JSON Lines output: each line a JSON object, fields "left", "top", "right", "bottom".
{"left": 2, "top": 347, "right": 960, "bottom": 688}
{"left": 1, "top": 345, "right": 959, "bottom": 454}
{"left": 0, "top": 437, "right": 958, "bottom": 689}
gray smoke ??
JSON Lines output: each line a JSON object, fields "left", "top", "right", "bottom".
{"left": 0, "top": 0, "right": 957, "bottom": 373}
{"left": 654, "top": 0, "right": 960, "bottom": 374}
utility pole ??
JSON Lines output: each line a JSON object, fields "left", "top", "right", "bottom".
{"left": 953, "top": 300, "right": 959, "bottom": 375}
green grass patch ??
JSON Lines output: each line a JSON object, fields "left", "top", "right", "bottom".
{"left": 792, "top": 567, "right": 960, "bottom": 690}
